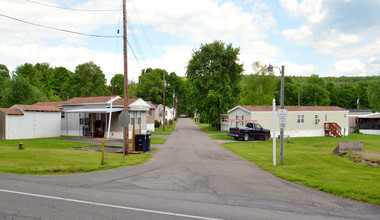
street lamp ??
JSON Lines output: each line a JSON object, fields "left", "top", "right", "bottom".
{"left": 267, "top": 63, "right": 285, "bottom": 164}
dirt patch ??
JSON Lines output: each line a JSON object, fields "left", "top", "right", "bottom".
{"left": 75, "top": 145, "right": 155, "bottom": 155}
{"left": 340, "top": 151, "right": 380, "bottom": 167}
{"left": 75, "top": 145, "right": 123, "bottom": 153}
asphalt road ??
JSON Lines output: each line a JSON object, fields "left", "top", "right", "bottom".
{"left": 0, "top": 118, "right": 379, "bottom": 220}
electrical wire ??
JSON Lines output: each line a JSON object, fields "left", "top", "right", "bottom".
{"left": 131, "top": 0, "right": 157, "bottom": 59}
{"left": 23, "top": 0, "right": 121, "bottom": 12}
{"left": 0, "top": 13, "right": 121, "bottom": 38}
{"left": 128, "top": 41, "right": 143, "bottom": 69}
{"left": 127, "top": 14, "right": 146, "bottom": 64}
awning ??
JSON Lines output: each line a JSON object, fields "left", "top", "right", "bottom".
{"left": 64, "top": 108, "right": 124, "bottom": 113}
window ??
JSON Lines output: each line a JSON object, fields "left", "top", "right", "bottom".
{"left": 61, "top": 112, "right": 65, "bottom": 119}
{"left": 221, "top": 116, "right": 229, "bottom": 122}
{"left": 325, "top": 115, "right": 328, "bottom": 122}
{"left": 297, "top": 115, "right": 304, "bottom": 123}
{"left": 148, "top": 110, "right": 152, "bottom": 116}
{"left": 80, "top": 118, "right": 89, "bottom": 125}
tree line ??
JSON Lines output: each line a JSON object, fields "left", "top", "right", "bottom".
{"left": 1, "top": 40, "right": 379, "bottom": 128}
{"left": 0, "top": 62, "right": 184, "bottom": 111}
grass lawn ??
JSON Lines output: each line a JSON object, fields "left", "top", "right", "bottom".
{"left": 0, "top": 137, "right": 152, "bottom": 175}
{"left": 196, "top": 122, "right": 228, "bottom": 134}
{"left": 210, "top": 134, "right": 234, "bottom": 140}
{"left": 150, "top": 121, "right": 177, "bottom": 135}
{"left": 221, "top": 133, "right": 380, "bottom": 205}
{"left": 151, "top": 137, "right": 166, "bottom": 144}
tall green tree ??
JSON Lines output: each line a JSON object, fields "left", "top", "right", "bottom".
{"left": 136, "top": 68, "right": 165, "bottom": 104}
{"left": 367, "top": 78, "right": 380, "bottom": 111}
{"left": 1, "top": 77, "right": 45, "bottom": 108}
{"left": 34, "top": 63, "right": 53, "bottom": 95}
{"left": 335, "top": 82, "right": 357, "bottom": 109}
{"left": 110, "top": 73, "right": 124, "bottom": 96}
{"left": 240, "top": 61, "right": 276, "bottom": 105}
{"left": 356, "top": 81, "right": 370, "bottom": 109}
{"left": 0, "top": 64, "right": 10, "bottom": 80}
{"left": 186, "top": 41, "right": 243, "bottom": 127}
{"left": 0, "top": 64, "right": 10, "bottom": 106}
{"left": 14, "top": 63, "right": 42, "bottom": 88}
{"left": 300, "top": 74, "right": 330, "bottom": 106}
{"left": 51, "top": 66, "right": 73, "bottom": 100}
{"left": 66, "top": 62, "right": 110, "bottom": 97}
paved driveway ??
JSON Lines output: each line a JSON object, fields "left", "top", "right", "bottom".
{"left": 0, "top": 118, "right": 378, "bottom": 219}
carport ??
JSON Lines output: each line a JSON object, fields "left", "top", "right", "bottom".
{"left": 64, "top": 107, "right": 123, "bottom": 139}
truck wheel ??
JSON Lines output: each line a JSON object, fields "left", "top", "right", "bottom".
{"left": 234, "top": 137, "right": 239, "bottom": 140}
{"left": 264, "top": 133, "right": 269, "bottom": 140}
{"left": 243, "top": 133, "right": 249, "bottom": 141}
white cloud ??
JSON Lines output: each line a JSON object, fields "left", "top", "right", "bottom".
{"left": 143, "top": 45, "right": 194, "bottom": 78}
{"left": 280, "top": 0, "right": 325, "bottom": 24}
{"left": 280, "top": 61, "right": 317, "bottom": 77}
{"left": 128, "top": 0, "right": 275, "bottom": 43}
{"left": 329, "top": 58, "right": 380, "bottom": 77}
{"left": 280, "top": 0, "right": 380, "bottom": 57}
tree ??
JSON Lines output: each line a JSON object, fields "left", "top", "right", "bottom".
{"left": 136, "top": 68, "right": 165, "bottom": 104}
{"left": 34, "top": 62, "right": 53, "bottom": 96}
{"left": 326, "top": 82, "right": 337, "bottom": 106}
{"left": 14, "top": 63, "right": 42, "bottom": 88}
{"left": 0, "top": 64, "right": 10, "bottom": 106}
{"left": 300, "top": 75, "right": 330, "bottom": 106}
{"left": 110, "top": 73, "right": 124, "bottom": 96}
{"left": 1, "top": 77, "right": 45, "bottom": 108}
{"left": 356, "top": 81, "right": 370, "bottom": 109}
{"left": 186, "top": 41, "right": 243, "bottom": 127}
{"left": 51, "top": 67, "right": 73, "bottom": 100}
{"left": 66, "top": 62, "right": 110, "bottom": 97}
{"left": 240, "top": 61, "right": 276, "bottom": 105}
{"left": 335, "top": 82, "right": 357, "bottom": 109}
{"left": 0, "top": 64, "right": 10, "bottom": 80}
{"left": 367, "top": 78, "right": 380, "bottom": 111}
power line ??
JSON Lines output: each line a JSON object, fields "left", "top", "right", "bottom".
{"left": 127, "top": 14, "right": 146, "bottom": 64}
{"left": 23, "top": 0, "right": 121, "bottom": 12}
{"left": 131, "top": 0, "right": 157, "bottom": 59}
{"left": 128, "top": 41, "right": 143, "bottom": 69}
{"left": 0, "top": 13, "right": 121, "bottom": 38}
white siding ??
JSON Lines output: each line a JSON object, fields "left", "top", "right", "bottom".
{"left": 6, "top": 112, "right": 61, "bottom": 140}
{"left": 224, "top": 106, "right": 350, "bottom": 138}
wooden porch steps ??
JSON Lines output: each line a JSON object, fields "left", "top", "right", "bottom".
{"left": 324, "top": 122, "right": 342, "bottom": 137}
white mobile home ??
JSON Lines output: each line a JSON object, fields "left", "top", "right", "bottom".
{"left": 61, "top": 96, "right": 153, "bottom": 139}
{"left": 222, "top": 105, "right": 349, "bottom": 138}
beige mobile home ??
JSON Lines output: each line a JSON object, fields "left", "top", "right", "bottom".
{"left": 222, "top": 105, "right": 349, "bottom": 138}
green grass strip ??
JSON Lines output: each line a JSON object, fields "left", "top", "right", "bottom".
{"left": 221, "top": 133, "right": 380, "bottom": 205}
{"left": 0, "top": 137, "right": 152, "bottom": 175}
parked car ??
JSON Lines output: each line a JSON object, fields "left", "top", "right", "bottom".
{"left": 229, "top": 122, "right": 270, "bottom": 141}
{"left": 179, "top": 114, "right": 187, "bottom": 118}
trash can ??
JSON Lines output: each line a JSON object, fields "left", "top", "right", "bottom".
{"left": 145, "top": 133, "right": 151, "bottom": 152}
{"left": 135, "top": 134, "right": 146, "bottom": 152}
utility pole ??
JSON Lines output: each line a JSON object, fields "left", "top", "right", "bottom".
{"left": 357, "top": 94, "right": 360, "bottom": 110}
{"left": 163, "top": 72, "right": 166, "bottom": 131}
{"left": 123, "top": 0, "right": 129, "bottom": 156}
{"left": 280, "top": 65, "right": 285, "bottom": 164}
{"left": 173, "top": 89, "right": 175, "bottom": 120}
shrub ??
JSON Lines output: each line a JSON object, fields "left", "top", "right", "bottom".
{"left": 154, "top": 120, "right": 161, "bottom": 128}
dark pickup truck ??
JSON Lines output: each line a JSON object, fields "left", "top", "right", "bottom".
{"left": 229, "top": 122, "right": 270, "bottom": 141}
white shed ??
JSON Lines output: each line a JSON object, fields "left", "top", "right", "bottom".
{"left": 0, "top": 105, "right": 61, "bottom": 140}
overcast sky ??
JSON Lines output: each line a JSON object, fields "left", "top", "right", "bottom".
{"left": 1, "top": 0, "right": 379, "bottom": 83}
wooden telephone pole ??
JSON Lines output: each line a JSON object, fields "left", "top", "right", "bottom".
{"left": 123, "top": 0, "right": 129, "bottom": 156}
